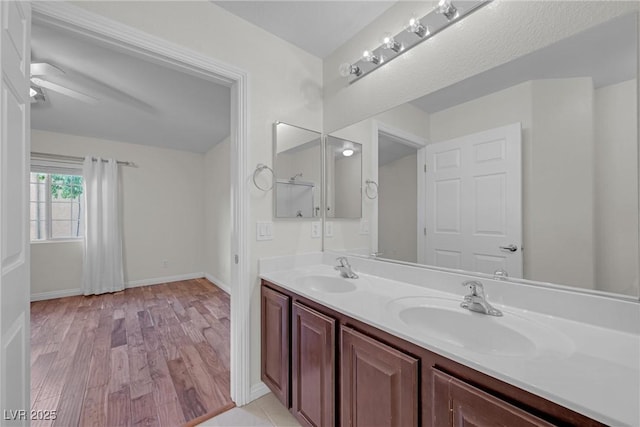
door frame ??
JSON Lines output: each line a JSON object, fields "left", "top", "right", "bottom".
{"left": 370, "top": 120, "right": 427, "bottom": 261}
{"left": 31, "top": 2, "right": 252, "bottom": 405}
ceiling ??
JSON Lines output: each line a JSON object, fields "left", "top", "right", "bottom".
{"left": 31, "top": 1, "right": 397, "bottom": 153}
{"left": 31, "top": 5, "right": 636, "bottom": 155}
{"left": 213, "top": 1, "right": 396, "bottom": 58}
{"left": 31, "top": 21, "right": 230, "bottom": 154}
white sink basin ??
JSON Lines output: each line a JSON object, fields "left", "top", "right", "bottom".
{"left": 388, "top": 297, "right": 573, "bottom": 358}
{"left": 295, "top": 275, "right": 357, "bottom": 293}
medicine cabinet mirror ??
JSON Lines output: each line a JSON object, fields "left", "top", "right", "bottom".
{"left": 273, "top": 122, "right": 322, "bottom": 219}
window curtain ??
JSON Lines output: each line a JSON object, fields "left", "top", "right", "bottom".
{"left": 82, "top": 157, "right": 124, "bottom": 295}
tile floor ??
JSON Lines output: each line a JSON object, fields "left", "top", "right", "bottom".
{"left": 198, "top": 393, "right": 301, "bottom": 427}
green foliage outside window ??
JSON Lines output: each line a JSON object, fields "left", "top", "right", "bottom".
{"left": 37, "top": 173, "right": 83, "bottom": 200}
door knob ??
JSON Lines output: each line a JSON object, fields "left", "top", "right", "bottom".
{"left": 499, "top": 244, "right": 518, "bottom": 252}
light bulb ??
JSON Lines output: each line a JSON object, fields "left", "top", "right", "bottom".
{"left": 383, "top": 35, "right": 402, "bottom": 53}
{"left": 438, "top": 0, "right": 458, "bottom": 21}
{"left": 342, "top": 141, "right": 355, "bottom": 157}
{"left": 363, "top": 50, "right": 380, "bottom": 65}
{"left": 407, "top": 17, "right": 428, "bottom": 38}
{"left": 339, "top": 63, "right": 362, "bottom": 77}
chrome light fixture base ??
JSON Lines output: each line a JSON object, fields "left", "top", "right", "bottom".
{"left": 340, "top": 0, "right": 491, "bottom": 84}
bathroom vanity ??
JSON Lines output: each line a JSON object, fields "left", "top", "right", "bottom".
{"left": 259, "top": 254, "right": 639, "bottom": 427}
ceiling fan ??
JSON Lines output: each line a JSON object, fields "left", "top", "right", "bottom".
{"left": 30, "top": 62, "right": 99, "bottom": 104}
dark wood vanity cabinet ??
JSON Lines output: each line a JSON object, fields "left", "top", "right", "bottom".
{"left": 261, "top": 285, "right": 291, "bottom": 406}
{"left": 341, "top": 326, "right": 419, "bottom": 427}
{"left": 292, "top": 302, "right": 336, "bottom": 427}
{"left": 432, "top": 370, "right": 554, "bottom": 427}
{"left": 261, "top": 280, "right": 605, "bottom": 427}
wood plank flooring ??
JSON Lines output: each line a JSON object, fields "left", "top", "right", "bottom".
{"left": 30, "top": 279, "right": 232, "bottom": 427}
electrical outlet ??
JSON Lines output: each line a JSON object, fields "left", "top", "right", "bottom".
{"left": 311, "top": 221, "right": 321, "bottom": 238}
{"left": 325, "top": 221, "right": 333, "bottom": 237}
{"left": 359, "top": 219, "right": 370, "bottom": 235}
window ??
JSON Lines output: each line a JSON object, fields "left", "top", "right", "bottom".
{"left": 30, "top": 172, "right": 84, "bottom": 241}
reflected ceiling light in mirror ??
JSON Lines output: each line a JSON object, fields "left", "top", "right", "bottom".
{"left": 342, "top": 141, "right": 355, "bottom": 157}
{"left": 339, "top": 0, "right": 491, "bottom": 84}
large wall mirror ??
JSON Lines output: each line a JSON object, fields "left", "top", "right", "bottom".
{"left": 325, "top": 12, "right": 639, "bottom": 299}
{"left": 326, "top": 135, "right": 362, "bottom": 219}
{"left": 273, "top": 122, "right": 322, "bottom": 219}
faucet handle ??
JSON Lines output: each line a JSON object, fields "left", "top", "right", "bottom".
{"left": 336, "top": 256, "right": 349, "bottom": 267}
{"left": 462, "top": 280, "right": 484, "bottom": 297}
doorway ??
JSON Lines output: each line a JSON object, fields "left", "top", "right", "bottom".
{"left": 1, "top": 1, "right": 251, "bottom": 422}
{"left": 370, "top": 121, "right": 427, "bottom": 264}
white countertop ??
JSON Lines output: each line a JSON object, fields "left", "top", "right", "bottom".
{"left": 259, "top": 258, "right": 640, "bottom": 427}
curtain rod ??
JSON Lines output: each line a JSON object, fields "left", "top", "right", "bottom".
{"left": 31, "top": 151, "right": 136, "bottom": 167}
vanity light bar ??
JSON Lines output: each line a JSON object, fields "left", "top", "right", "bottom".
{"left": 340, "top": 0, "right": 491, "bottom": 83}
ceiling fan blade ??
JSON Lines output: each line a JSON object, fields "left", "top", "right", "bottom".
{"left": 31, "top": 77, "right": 99, "bottom": 104}
{"left": 30, "top": 62, "right": 64, "bottom": 77}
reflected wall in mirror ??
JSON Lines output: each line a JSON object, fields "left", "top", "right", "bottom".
{"left": 325, "top": 13, "right": 639, "bottom": 298}
{"left": 273, "top": 122, "right": 322, "bottom": 219}
{"left": 326, "top": 136, "right": 362, "bottom": 219}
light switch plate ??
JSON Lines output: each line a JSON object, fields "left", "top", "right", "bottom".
{"left": 311, "top": 221, "right": 321, "bottom": 238}
{"left": 256, "top": 221, "right": 274, "bottom": 241}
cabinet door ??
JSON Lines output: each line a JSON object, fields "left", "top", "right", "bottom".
{"left": 432, "top": 370, "right": 555, "bottom": 427}
{"left": 292, "top": 302, "right": 336, "bottom": 427}
{"left": 261, "top": 286, "right": 291, "bottom": 406}
{"left": 341, "top": 326, "right": 419, "bottom": 427}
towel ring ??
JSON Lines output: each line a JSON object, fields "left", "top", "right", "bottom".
{"left": 253, "top": 163, "right": 274, "bottom": 191}
{"left": 365, "top": 179, "right": 378, "bottom": 199}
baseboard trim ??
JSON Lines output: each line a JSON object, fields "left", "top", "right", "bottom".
{"left": 30, "top": 289, "right": 83, "bottom": 302}
{"left": 125, "top": 272, "right": 204, "bottom": 288}
{"left": 31, "top": 272, "right": 207, "bottom": 301}
{"left": 249, "top": 382, "right": 270, "bottom": 402}
{"left": 204, "top": 273, "right": 231, "bottom": 294}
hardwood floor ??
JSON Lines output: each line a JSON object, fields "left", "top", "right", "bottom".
{"left": 30, "top": 279, "right": 233, "bottom": 427}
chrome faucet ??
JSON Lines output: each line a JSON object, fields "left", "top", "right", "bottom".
{"left": 335, "top": 257, "right": 358, "bottom": 279}
{"left": 460, "top": 280, "right": 502, "bottom": 316}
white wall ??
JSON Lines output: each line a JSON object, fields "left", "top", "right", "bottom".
{"left": 204, "top": 137, "right": 231, "bottom": 292}
{"left": 333, "top": 153, "right": 361, "bottom": 218}
{"left": 31, "top": 130, "right": 206, "bottom": 297}
{"left": 71, "top": 0, "right": 324, "bottom": 389}
{"left": 529, "top": 78, "right": 595, "bottom": 288}
{"left": 595, "top": 79, "right": 639, "bottom": 295}
{"left": 378, "top": 153, "right": 417, "bottom": 263}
